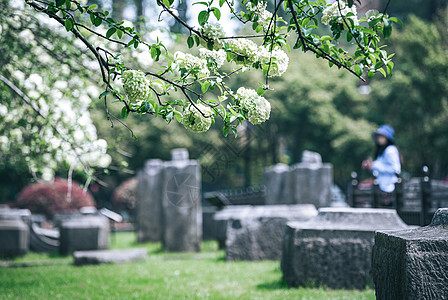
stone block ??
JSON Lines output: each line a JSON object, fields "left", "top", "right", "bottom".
{"left": 162, "top": 160, "right": 202, "bottom": 252}
{"left": 264, "top": 164, "right": 292, "bottom": 205}
{"left": 136, "top": 159, "right": 164, "bottom": 243}
{"left": 202, "top": 206, "right": 218, "bottom": 241}
{"left": 0, "top": 211, "right": 30, "bottom": 257}
{"left": 220, "top": 204, "right": 317, "bottom": 261}
{"left": 73, "top": 249, "right": 147, "bottom": 266}
{"left": 59, "top": 215, "right": 109, "bottom": 255}
{"left": 372, "top": 208, "right": 448, "bottom": 300}
{"left": 290, "top": 163, "right": 333, "bottom": 208}
{"left": 281, "top": 208, "right": 410, "bottom": 290}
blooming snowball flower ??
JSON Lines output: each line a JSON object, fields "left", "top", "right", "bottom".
{"left": 122, "top": 70, "right": 150, "bottom": 102}
{"left": 236, "top": 87, "right": 271, "bottom": 125}
{"left": 199, "top": 48, "right": 226, "bottom": 68}
{"left": 257, "top": 46, "right": 289, "bottom": 77}
{"left": 247, "top": 1, "right": 273, "bottom": 30}
{"left": 229, "top": 38, "right": 259, "bottom": 65}
{"left": 174, "top": 51, "right": 210, "bottom": 76}
{"left": 201, "top": 23, "right": 225, "bottom": 48}
{"left": 181, "top": 103, "right": 214, "bottom": 133}
{"left": 321, "top": 0, "right": 359, "bottom": 27}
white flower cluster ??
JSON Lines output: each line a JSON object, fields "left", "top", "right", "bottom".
{"left": 229, "top": 38, "right": 259, "bottom": 65}
{"left": 122, "top": 70, "right": 150, "bottom": 102}
{"left": 257, "top": 46, "right": 289, "bottom": 77}
{"left": 181, "top": 103, "right": 214, "bottom": 133}
{"left": 247, "top": 1, "right": 273, "bottom": 30}
{"left": 201, "top": 23, "right": 225, "bottom": 47}
{"left": 175, "top": 51, "right": 210, "bottom": 76}
{"left": 199, "top": 48, "right": 227, "bottom": 68}
{"left": 321, "top": 0, "right": 359, "bottom": 27}
{"left": 236, "top": 87, "right": 271, "bottom": 125}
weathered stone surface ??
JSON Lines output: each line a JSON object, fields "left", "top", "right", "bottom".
{"left": 264, "top": 164, "right": 292, "bottom": 205}
{"left": 162, "top": 159, "right": 202, "bottom": 252}
{"left": 213, "top": 205, "right": 252, "bottom": 249}
{"left": 171, "top": 148, "right": 189, "bottom": 161}
{"left": 136, "top": 159, "right": 164, "bottom": 243}
{"left": 301, "top": 150, "right": 322, "bottom": 164}
{"left": 59, "top": 215, "right": 109, "bottom": 254}
{"left": 290, "top": 163, "right": 333, "bottom": 208}
{"left": 0, "top": 210, "right": 30, "bottom": 256}
{"left": 281, "top": 208, "right": 410, "bottom": 290}
{"left": 218, "top": 204, "right": 317, "bottom": 261}
{"left": 73, "top": 249, "right": 147, "bottom": 266}
{"left": 372, "top": 208, "right": 448, "bottom": 300}
{"left": 202, "top": 206, "right": 218, "bottom": 241}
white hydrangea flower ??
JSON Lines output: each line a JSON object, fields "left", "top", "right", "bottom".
{"left": 235, "top": 87, "right": 271, "bottom": 125}
{"left": 174, "top": 51, "right": 210, "bottom": 76}
{"left": 199, "top": 48, "right": 226, "bottom": 68}
{"left": 229, "top": 38, "right": 259, "bottom": 65}
{"left": 247, "top": 1, "right": 273, "bottom": 30}
{"left": 122, "top": 70, "right": 150, "bottom": 102}
{"left": 181, "top": 103, "right": 214, "bottom": 133}
{"left": 321, "top": 0, "right": 359, "bottom": 27}
{"left": 257, "top": 46, "right": 289, "bottom": 77}
{"left": 202, "top": 23, "right": 225, "bottom": 47}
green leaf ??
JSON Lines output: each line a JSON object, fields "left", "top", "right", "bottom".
{"left": 354, "top": 64, "right": 362, "bottom": 76}
{"left": 65, "top": 0, "right": 71, "bottom": 10}
{"left": 257, "top": 87, "right": 265, "bottom": 96}
{"left": 174, "top": 111, "right": 182, "bottom": 123}
{"left": 106, "top": 27, "right": 116, "bottom": 39}
{"left": 223, "top": 126, "right": 230, "bottom": 137}
{"left": 187, "top": 36, "right": 194, "bottom": 48}
{"left": 378, "top": 67, "right": 387, "bottom": 78}
{"left": 56, "top": 0, "right": 65, "bottom": 6}
{"left": 219, "top": 0, "right": 225, "bottom": 7}
{"left": 198, "top": 11, "right": 209, "bottom": 26}
{"left": 116, "top": 29, "right": 123, "bottom": 39}
{"left": 94, "top": 16, "right": 102, "bottom": 27}
{"left": 389, "top": 17, "right": 403, "bottom": 26}
{"left": 162, "top": 0, "right": 171, "bottom": 7}
{"left": 231, "top": 128, "right": 238, "bottom": 138}
{"left": 64, "top": 18, "right": 74, "bottom": 31}
{"left": 201, "top": 81, "right": 211, "bottom": 94}
{"left": 211, "top": 7, "right": 221, "bottom": 20}
{"left": 99, "top": 90, "right": 111, "bottom": 99}
{"left": 121, "top": 107, "right": 129, "bottom": 120}
{"left": 367, "top": 71, "right": 375, "bottom": 78}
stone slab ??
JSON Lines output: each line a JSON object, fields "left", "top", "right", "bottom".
{"left": 0, "top": 213, "right": 29, "bottom": 257}
{"left": 162, "top": 160, "right": 202, "bottom": 252}
{"left": 59, "top": 215, "right": 109, "bottom": 254}
{"left": 372, "top": 208, "right": 448, "bottom": 300}
{"left": 73, "top": 249, "right": 147, "bottom": 266}
{"left": 264, "top": 164, "right": 292, "bottom": 205}
{"left": 217, "top": 204, "right": 317, "bottom": 261}
{"left": 136, "top": 159, "right": 164, "bottom": 243}
{"left": 281, "top": 208, "right": 410, "bottom": 290}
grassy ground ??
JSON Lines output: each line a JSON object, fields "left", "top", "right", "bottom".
{"left": 0, "top": 232, "right": 375, "bottom": 300}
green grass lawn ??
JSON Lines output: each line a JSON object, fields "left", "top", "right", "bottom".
{"left": 0, "top": 232, "right": 375, "bottom": 300}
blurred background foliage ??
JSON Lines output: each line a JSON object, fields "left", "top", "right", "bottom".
{"left": 1, "top": 0, "right": 447, "bottom": 208}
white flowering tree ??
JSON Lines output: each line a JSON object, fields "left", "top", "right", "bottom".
{"left": 0, "top": 1, "right": 111, "bottom": 186}
{"left": 22, "top": 0, "right": 400, "bottom": 138}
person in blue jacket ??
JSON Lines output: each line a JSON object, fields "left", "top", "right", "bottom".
{"left": 362, "top": 124, "right": 401, "bottom": 206}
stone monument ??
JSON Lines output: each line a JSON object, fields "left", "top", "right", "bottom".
{"left": 59, "top": 215, "right": 109, "bottom": 255}
{"left": 136, "top": 159, "right": 164, "bottom": 243}
{"left": 372, "top": 208, "right": 448, "bottom": 299}
{"left": 162, "top": 150, "right": 202, "bottom": 252}
{"left": 215, "top": 204, "right": 318, "bottom": 261}
{"left": 0, "top": 208, "right": 30, "bottom": 256}
{"left": 264, "top": 163, "right": 291, "bottom": 205}
{"left": 281, "top": 207, "right": 410, "bottom": 289}
{"left": 136, "top": 149, "right": 202, "bottom": 252}
{"left": 264, "top": 151, "right": 333, "bottom": 207}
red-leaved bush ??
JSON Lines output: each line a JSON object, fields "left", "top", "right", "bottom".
{"left": 15, "top": 178, "right": 95, "bottom": 218}
{"left": 111, "top": 177, "right": 137, "bottom": 215}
